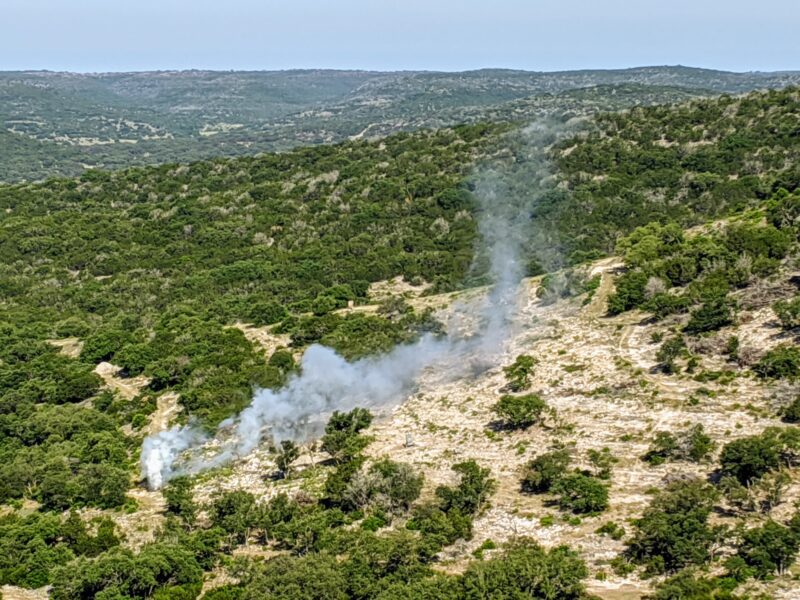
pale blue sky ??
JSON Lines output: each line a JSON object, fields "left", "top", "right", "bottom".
{"left": 3, "top": 0, "right": 799, "bottom": 73}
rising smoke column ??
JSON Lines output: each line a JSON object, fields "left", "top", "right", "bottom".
{"left": 141, "top": 119, "right": 572, "bottom": 489}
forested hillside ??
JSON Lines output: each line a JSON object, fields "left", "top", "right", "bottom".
{"left": 0, "top": 124, "right": 500, "bottom": 438}
{"left": 2, "top": 87, "right": 800, "bottom": 599}
{"left": 542, "top": 87, "right": 800, "bottom": 262}
{"left": 3, "top": 66, "right": 799, "bottom": 182}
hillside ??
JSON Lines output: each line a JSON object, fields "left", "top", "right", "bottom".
{"left": 2, "top": 66, "right": 800, "bottom": 182}
{"left": 2, "top": 89, "right": 800, "bottom": 599}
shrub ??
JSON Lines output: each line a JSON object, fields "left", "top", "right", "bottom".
{"left": 163, "top": 477, "right": 197, "bottom": 525}
{"left": 274, "top": 440, "right": 301, "bottom": 478}
{"left": 491, "top": 393, "right": 546, "bottom": 429}
{"left": 460, "top": 539, "right": 588, "bottom": 600}
{"left": 627, "top": 479, "right": 720, "bottom": 574}
{"left": 321, "top": 408, "right": 373, "bottom": 463}
{"left": 587, "top": 448, "right": 618, "bottom": 480}
{"left": 552, "top": 473, "right": 609, "bottom": 514}
{"left": 725, "top": 335, "right": 740, "bottom": 361}
{"left": 407, "top": 460, "right": 495, "bottom": 547}
{"left": 50, "top": 543, "right": 204, "bottom": 600}
{"left": 723, "top": 223, "right": 791, "bottom": 260}
{"left": 766, "top": 188, "right": 800, "bottom": 233}
{"left": 782, "top": 396, "right": 800, "bottom": 423}
{"left": 773, "top": 297, "right": 800, "bottom": 330}
{"left": 643, "top": 293, "right": 692, "bottom": 320}
{"left": 753, "top": 344, "right": 800, "bottom": 379}
{"left": 643, "top": 425, "right": 715, "bottom": 465}
{"left": 236, "top": 553, "right": 346, "bottom": 600}
{"left": 54, "top": 317, "right": 91, "bottom": 338}
{"left": 718, "top": 428, "right": 794, "bottom": 485}
{"left": 344, "top": 459, "right": 423, "bottom": 514}
{"left": 520, "top": 450, "right": 571, "bottom": 494}
{"left": 684, "top": 296, "right": 733, "bottom": 335}
{"left": 114, "top": 342, "right": 156, "bottom": 376}
{"left": 648, "top": 569, "right": 730, "bottom": 600}
{"left": 80, "top": 329, "right": 131, "bottom": 364}
{"left": 733, "top": 518, "right": 800, "bottom": 579}
{"left": 248, "top": 300, "right": 288, "bottom": 326}
{"left": 311, "top": 294, "right": 339, "bottom": 316}
{"left": 436, "top": 461, "right": 495, "bottom": 516}
{"left": 608, "top": 270, "right": 649, "bottom": 315}
{"left": 268, "top": 349, "right": 296, "bottom": 372}
{"left": 210, "top": 491, "right": 259, "bottom": 543}
{"left": 656, "top": 336, "right": 685, "bottom": 374}
{"left": 368, "top": 459, "right": 424, "bottom": 511}
{"left": 502, "top": 354, "right": 537, "bottom": 391}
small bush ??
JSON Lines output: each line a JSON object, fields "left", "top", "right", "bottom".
{"left": 781, "top": 396, "right": 800, "bottom": 423}
{"left": 502, "top": 354, "right": 537, "bottom": 392}
{"left": 608, "top": 270, "right": 649, "bottom": 315}
{"left": 753, "top": 344, "right": 800, "bottom": 379}
{"left": 552, "top": 473, "right": 609, "bottom": 514}
{"left": 521, "top": 450, "right": 571, "bottom": 494}
{"left": 773, "top": 297, "right": 800, "bottom": 330}
{"left": 656, "top": 335, "right": 685, "bottom": 374}
{"left": 684, "top": 296, "right": 734, "bottom": 335}
{"left": 596, "top": 521, "right": 626, "bottom": 541}
{"left": 643, "top": 424, "right": 715, "bottom": 465}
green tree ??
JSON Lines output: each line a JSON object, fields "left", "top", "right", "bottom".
{"left": 719, "top": 430, "right": 783, "bottom": 485}
{"left": 321, "top": 408, "right": 373, "bottom": 463}
{"left": 275, "top": 440, "right": 301, "bottom": 478}
{"left": 502, "top": 354, "right": 537, "bottom": 392}
{"left": 491, "top": 393, "right": 546, "bottom": 429}
{"left": 521, "top": 450, "right": 571, "bottom": 494}
{"left": 773, "top": 297, "right": 800, "bottom": 330}
{"left": 627, "top": 479, "right": 721, "bottom": 574}
{"left": 461, "top": 539, "right": 588, "bottom": 600}
{"left": 163, "top": 477, "right": 197, "bottom": 525}
{"left": 733, "top": 518, "right": 800, "bottom": 579}
{"left": 552, "top": 473, "right": 609, "bottom": 514}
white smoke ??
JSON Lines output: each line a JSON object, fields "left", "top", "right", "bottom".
{"left": 140, "top": 120, "right": 570, "bottom": 489}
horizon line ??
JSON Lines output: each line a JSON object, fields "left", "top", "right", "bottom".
{"left": 3, "top": 64, "right": 800, "bottom": 77}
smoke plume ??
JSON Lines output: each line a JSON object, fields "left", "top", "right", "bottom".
{"left": 141, "top": 119, "right": 570, "bottom": 489}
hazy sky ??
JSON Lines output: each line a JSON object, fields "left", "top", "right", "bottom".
{"left": 3, "top": 0, "right": 799, "bottom": 73}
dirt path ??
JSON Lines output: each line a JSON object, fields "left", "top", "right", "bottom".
{"left": 93, "top": 362, "right": 150, "bottom": 400}
{"left": 0, "top": 586, "right": 49, "bottom": 600}
{"left": 145, "top": 391, "right": 182, "bottom": 436}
